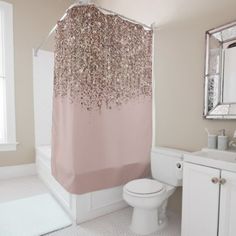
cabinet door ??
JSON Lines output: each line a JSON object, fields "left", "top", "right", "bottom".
{"left": 219, "top": 170, "right": 236, "bottom": 236}
{"left": 181, "top": 163, "right": 220, "bottom": 236}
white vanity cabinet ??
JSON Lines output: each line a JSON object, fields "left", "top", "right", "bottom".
{"left": 181, "top": 149, "right": 236, "bottom": 236}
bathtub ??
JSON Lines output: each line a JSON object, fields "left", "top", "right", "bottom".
{"left": 36, "top": 145, "right": 127, "bottom": 223}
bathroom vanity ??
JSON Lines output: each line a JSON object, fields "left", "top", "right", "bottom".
{"left": 181, "top": 149, "right": 236, "bottom": 236}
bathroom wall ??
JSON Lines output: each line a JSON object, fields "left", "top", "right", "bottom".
{"left": 96, "top": 0, "right": 236, "bottom": 212}
{"left": 0, "top": 0, "right": 72, "bottom": 166}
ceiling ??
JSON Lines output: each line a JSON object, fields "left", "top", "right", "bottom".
{"left": 95, "top": 0, "right": 236, "bottom": 26}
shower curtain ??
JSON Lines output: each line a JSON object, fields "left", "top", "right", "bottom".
{"left": 52, "top": 5, "right": 153, "bottom": 194}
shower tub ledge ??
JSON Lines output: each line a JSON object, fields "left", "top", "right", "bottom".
{"left": 36, "top": 145, "right": 127, "bottom": 224}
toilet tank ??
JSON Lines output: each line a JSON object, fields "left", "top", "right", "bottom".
{"left": 151, "top": 147, "right": 187, "bottom": 186}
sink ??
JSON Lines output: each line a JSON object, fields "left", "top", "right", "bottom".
{"left": 194, "top": 149, "right": 236, "bottom": 162}
{"left": 184, "top": 148, "right": 236, "bottom": 172}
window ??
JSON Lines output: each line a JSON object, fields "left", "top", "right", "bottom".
{"left": 0, "top": 1, "right": 16, "bottom": 151}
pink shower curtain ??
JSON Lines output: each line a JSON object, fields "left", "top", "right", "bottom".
{"left": 52, "top": 5, "right": 153, "bottom": 194}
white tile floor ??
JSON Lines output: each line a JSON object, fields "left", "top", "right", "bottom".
{"left": 47, "top": 208, "right": 181, "bottom": 236}
{"left": 0, "top": 176, "right": 181, "bottom": 236}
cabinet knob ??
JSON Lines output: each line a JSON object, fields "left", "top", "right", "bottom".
{"left": 211, "top": 177, "right": 219, "bottom": 184}
{"left": 219, "top": 178, "right": 226, "bottom": 185}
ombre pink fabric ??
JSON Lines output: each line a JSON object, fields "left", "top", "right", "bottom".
{"left": 51, "top": 5, "right": 152, "bottom": 194}
{"left": 52, "top": 98, "right": 152, "bottom": 194}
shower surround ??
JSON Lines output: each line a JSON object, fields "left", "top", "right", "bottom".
{"left": 52, "top": 5, "right": 153, "bottom": 194}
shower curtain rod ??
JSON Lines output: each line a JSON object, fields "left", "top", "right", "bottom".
{"left": 34, "top": 2, "right": 154, "bottom": 56}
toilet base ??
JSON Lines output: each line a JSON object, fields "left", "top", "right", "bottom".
{"left": 130, "top": 207, "right": 167, "bottom": 235}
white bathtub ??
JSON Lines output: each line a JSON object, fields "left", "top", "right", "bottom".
{"left": 36, "top": 145, "right": 127, "bottom": 224}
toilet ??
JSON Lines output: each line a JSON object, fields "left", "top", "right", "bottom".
{"left": 123, "top": 147, "right": 186, "bottom": 235}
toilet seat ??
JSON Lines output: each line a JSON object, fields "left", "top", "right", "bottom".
{"left": 124, "top": 179, "right": 164, "bottom": 196}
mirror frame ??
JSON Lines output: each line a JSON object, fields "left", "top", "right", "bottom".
{"left": 204, "top": 20, "right": 236, "bottom": 119}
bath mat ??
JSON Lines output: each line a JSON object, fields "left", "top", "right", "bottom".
{"left": 0, "top": 193, "right": 72, "bottom": 236}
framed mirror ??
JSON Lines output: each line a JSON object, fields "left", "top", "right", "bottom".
{"left": 204, "top": 21, "right": 236, "bottom": 119}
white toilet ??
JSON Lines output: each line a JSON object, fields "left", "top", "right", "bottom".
{"left": 123, "top": 147, "right": 186, "bottom": 235}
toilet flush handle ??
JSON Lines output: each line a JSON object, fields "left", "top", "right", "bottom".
{"left": 176, "top": 162, "right": 182, "bottom": 169}
{"left": 175, "top": 161, "right": 183, "bottom": 180}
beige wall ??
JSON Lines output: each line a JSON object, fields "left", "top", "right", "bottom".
{"left": 0, "top": 0, "right": 72, "bottom": 166}
{"left": 96, "top": 0, "right": 236, "bottom": 212}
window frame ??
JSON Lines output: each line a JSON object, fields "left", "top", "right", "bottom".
{"left": 0, "top": 1, "right": 17, "bottom": 151}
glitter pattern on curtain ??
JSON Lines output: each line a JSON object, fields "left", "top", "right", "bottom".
{"left": 52, "top": 5, "right": 153, "bottom": 194}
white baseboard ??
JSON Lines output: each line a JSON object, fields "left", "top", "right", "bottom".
{"left": 0, "top": 163, "right": 36, "bottom": 180}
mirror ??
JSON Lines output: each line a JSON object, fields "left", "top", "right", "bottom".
{"left": 204, "top": 21, "right": 236, "bottom": 119}
{"left": 223, "top": 44, "right": 236, "bottom": 103}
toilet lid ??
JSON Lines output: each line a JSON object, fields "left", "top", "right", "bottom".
{"left": 125, "top": 179, "right": 164, "bottom": 195}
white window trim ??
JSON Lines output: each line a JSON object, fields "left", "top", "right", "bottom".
{"left": 0, "top": 1, "right": 17, "bottom": 151}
